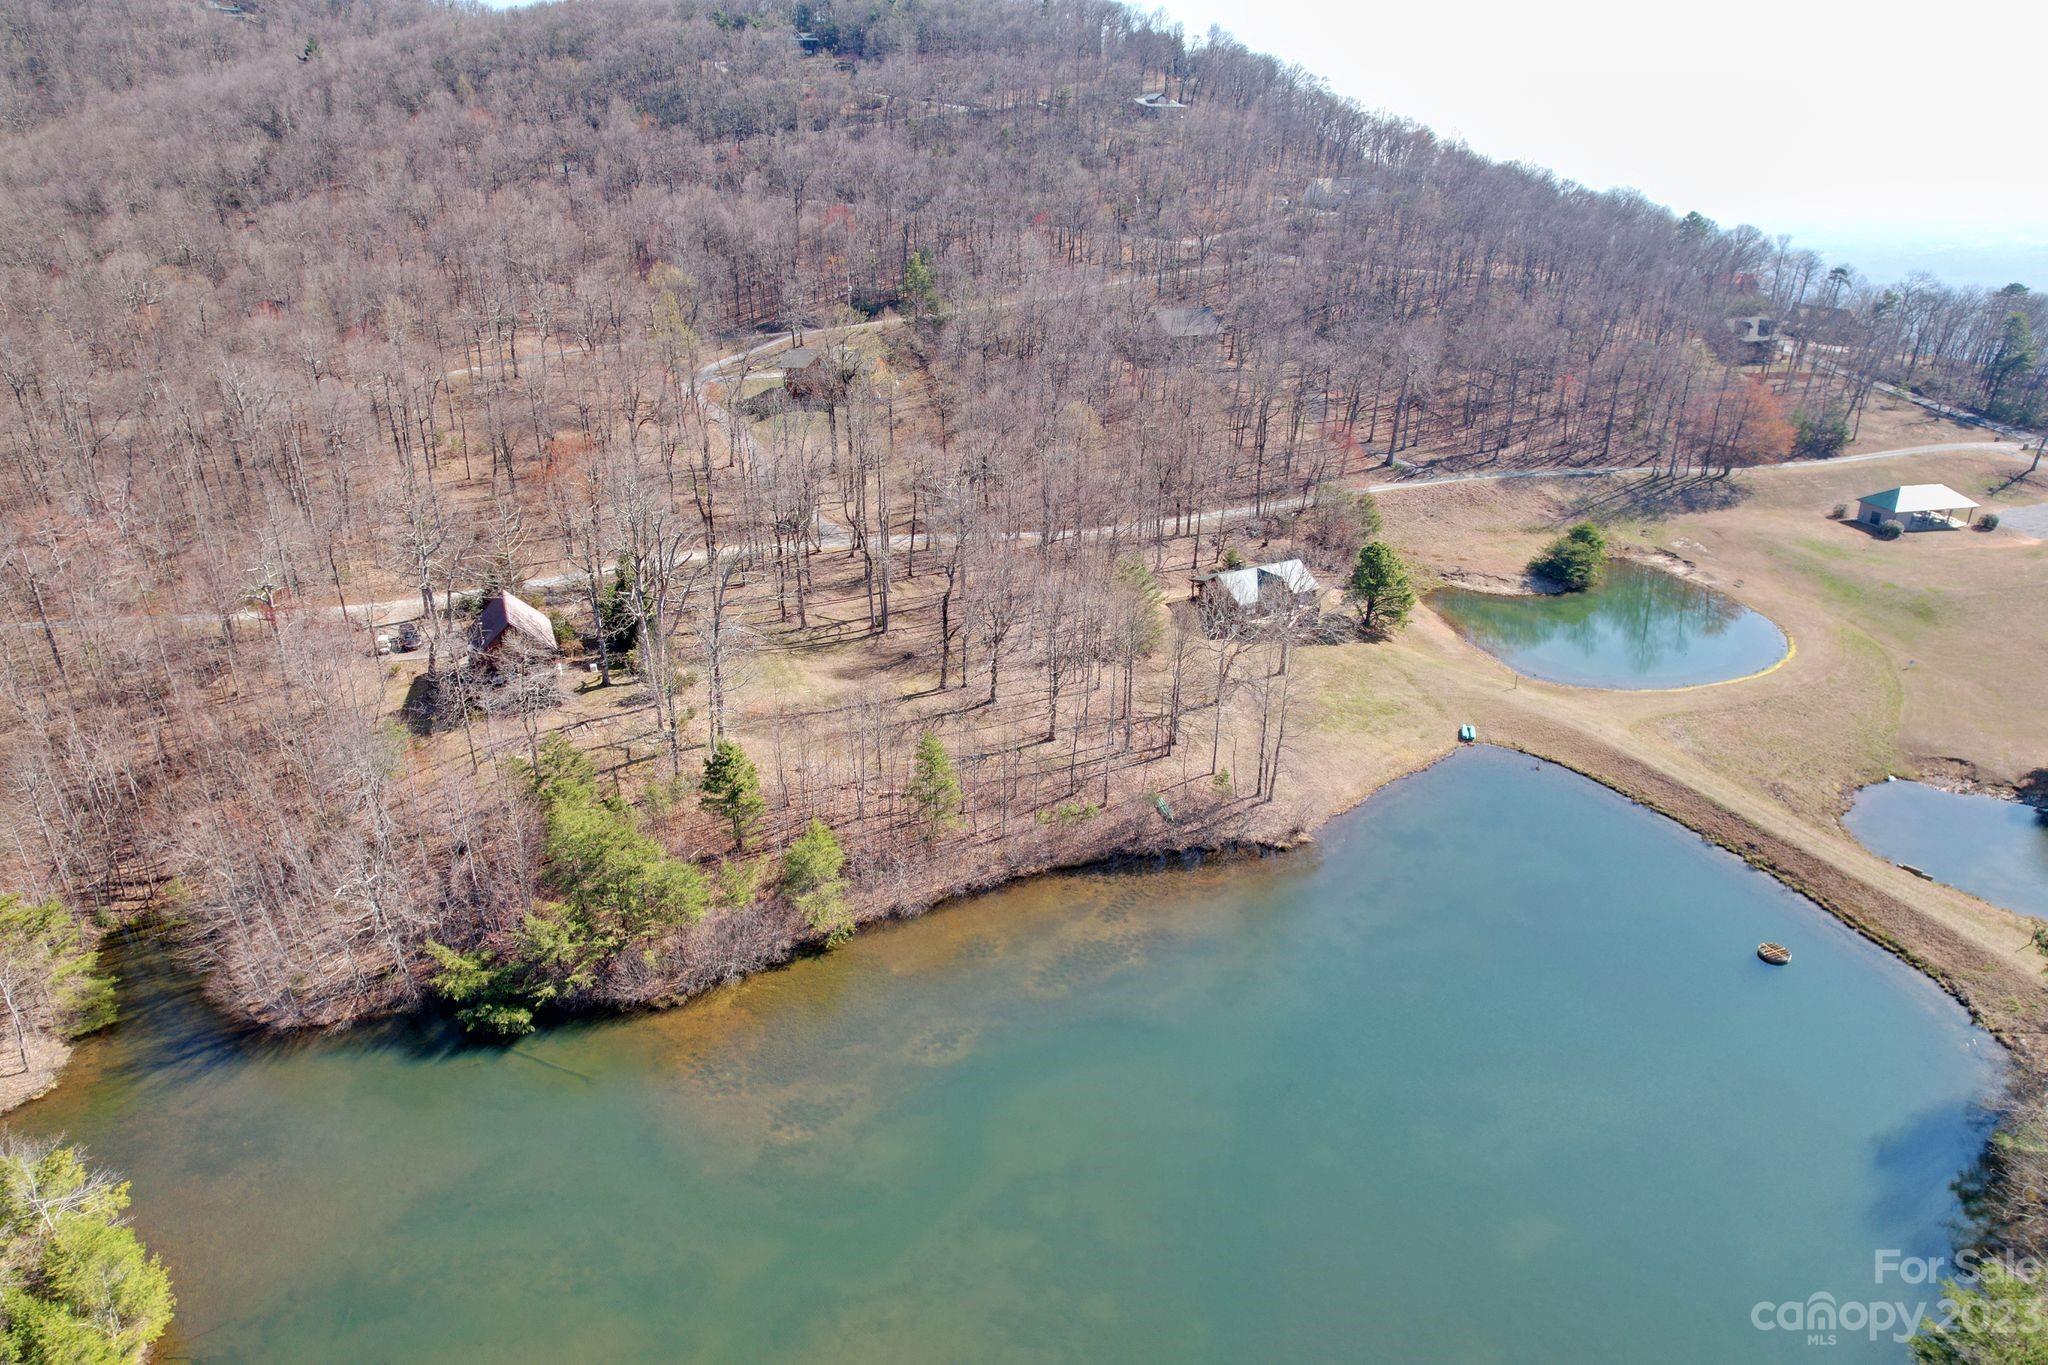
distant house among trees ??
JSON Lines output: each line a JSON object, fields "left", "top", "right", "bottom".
{"left": 1132, "top": 91, "right": 1187, "bottom": 114}
{"left": 1195, "top": 559, "right": 1321, "bottom": 621}
{"left": 471, "top": 591, "right": 558, "bottom": 658}
{"left": 775, "top": 344, "right": 863, "bottom": 406}
{"left": 1722, "top": 314, "right": 1785, "bottom": 362}
{"left": 779, "top": 345, "right": 820, "bottom": 369}
{"left": 1724, "top": 315, "right": 1778, "bottom": 345}
{"left": 1304, "top": 177, "right": 1370, "bottom": 209}
{"left": 1155, "top": 305, "right": 1222, "bottom": 341}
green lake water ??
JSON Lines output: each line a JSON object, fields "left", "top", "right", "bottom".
{"left": 1846, "top": 780, "right": 2048, "bottom": 918}
{"left": 12, "top": 749, "right": 1996, "bottom": 1361}
{"left": 1431, "top": 560, "right": 1790, "bottom": 689}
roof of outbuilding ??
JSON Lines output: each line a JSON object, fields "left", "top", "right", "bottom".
{"left": 473, "top": 590, "right": 558, "bottom": 654}
{"left": 1858, "top": 483, "right": 1980, "bottom": 513}
{"left": 1155, "top": 305, "right": 1222, "bottom": 338}
{"left": 1261, "top": 559, "right": 1319, "bottom": 594}
{"left": 1203, "top": 559, "right": 1319, "bottom": 607}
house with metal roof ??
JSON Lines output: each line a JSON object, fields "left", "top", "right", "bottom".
{"left": 1194, "top": 559, "right": 1321, "bottom": 621}
{"left": 471, "top": 590, "right": 559, "bottom": 657}
{"left": 1133, "top": 91, "right": 1188, "bottom": 114}
{"left": 1854, "top": 484, "right": 1981, "bottom": 532}
{"left": 1155, "top": 305, "right": 1222, "bottom": 341}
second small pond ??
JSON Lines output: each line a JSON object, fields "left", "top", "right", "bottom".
{"left": 1846, "top": 780, "right": 2048, "bottom": 919}
{"left": 1431, "top": 560, "right": 1789, "bottom": 689}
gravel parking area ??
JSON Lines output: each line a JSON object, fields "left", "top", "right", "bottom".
{"left": 1996, "top": 502, "right": 2048, "bottom": 537}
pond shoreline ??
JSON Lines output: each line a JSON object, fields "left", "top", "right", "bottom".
{"left": 1284, "top": 723, "right": 2045, "bottom": 1085}
{"left": 1488, "top": 730, "right": 2044, "bottom": 1085}
{"left": 1897, "top": 758, "right": 2048, "bottom": 812}
{"left": 0, "top": 1035, "right": 71, "bottom": 1114}
{"left": 22, "top": 746, "right": 1999, "bottom": 1361}
{"left": 1429, "top": 554, "right": 1793, "bottom": 692}
{"left": 1435, "top": 546, "right": 1707, "bottom": 598}
{"left": 14, "top": 722, "right": 2042, "bottom": 1108}
{"left": 16, "top": 705, "right": 2045, "bottom": 1329}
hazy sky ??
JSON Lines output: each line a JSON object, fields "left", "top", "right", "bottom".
{"left": 1154, "top": 0, "right": 2048, "bottom": 284}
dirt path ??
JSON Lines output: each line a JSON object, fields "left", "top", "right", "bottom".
{"left": 1354, "top": 439, "right": 2024, "bottom": 495}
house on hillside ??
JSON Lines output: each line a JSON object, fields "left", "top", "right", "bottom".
{"left": 471, "top": 590, "right": 559, "bottom": 659}
{"left": 1853, "top": 484, "right": 1981, "bottom": 532}
{"left": 1133, "top": 91, "right": 1188, "bottom": 115}
{"left": 1304, "top": 177, "right": 1371, "bottom": 210}
{"left": 1194, "top": 559, "right": 1321, "bottom": 624}
{"left": 780, "top": 344, "right": 862, "bottom": 405}
{"left": 1722, "top": 314, "right": 1786, "bottom": 363}
{"left": 1155, "top": 305, "right": 1222, "bottom": 342}
{"left": 1724, "top": 315, "right": 1778, "bottom": 346}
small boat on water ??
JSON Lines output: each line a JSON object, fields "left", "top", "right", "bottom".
{"left": 1757, "top": 942, "right": 1791, "bottom": 966}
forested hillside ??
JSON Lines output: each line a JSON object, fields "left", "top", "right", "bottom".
{"left": 0, "top": 0, "right": 2032, "bottom": 1040}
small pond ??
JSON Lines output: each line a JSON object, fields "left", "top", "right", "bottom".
{"left": 1846, "top": 780, "right": 2048, "bottom": 918}
{"left": 1431, "top": 560, "right": 1789, "bottom": 689}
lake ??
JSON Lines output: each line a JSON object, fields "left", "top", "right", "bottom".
{"left": 12, "top": 749, "right": 1996, "bottom": 1361}
{"left": 1431, "top": 560, "right": 1790, "bottom": 689}
{"left": 1846, "top": 780, "right": 2048, "bottom": 918}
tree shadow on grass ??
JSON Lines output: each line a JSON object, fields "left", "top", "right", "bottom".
{"left": 1549, "top": 473, "right": 1750, "bottom": 525}
{"left": 1991, "top": 463, "right": 2045, "bottom": 499}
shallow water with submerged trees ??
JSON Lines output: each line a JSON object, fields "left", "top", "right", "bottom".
{"left": 12, "top": 749, "right": 1996, "bottom": 1360}
{"left": 1431, "top": 560, "right": 1790, "bottom": 690}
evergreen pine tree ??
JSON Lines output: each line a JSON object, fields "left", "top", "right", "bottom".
{"left": 699, "top": 739, "right": 766, "bottom": 849}
{"left": 1345, "top": 542, "right": 1416, "bottom": 633}
{"left": 907, "top": 732, "right": 964, "bottom": 831}
{"left": 783, "top": 820, "right": 851, "bottom": 943}
{"left": 0, "top": 1139, "right": 175, "bottom": 1363}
